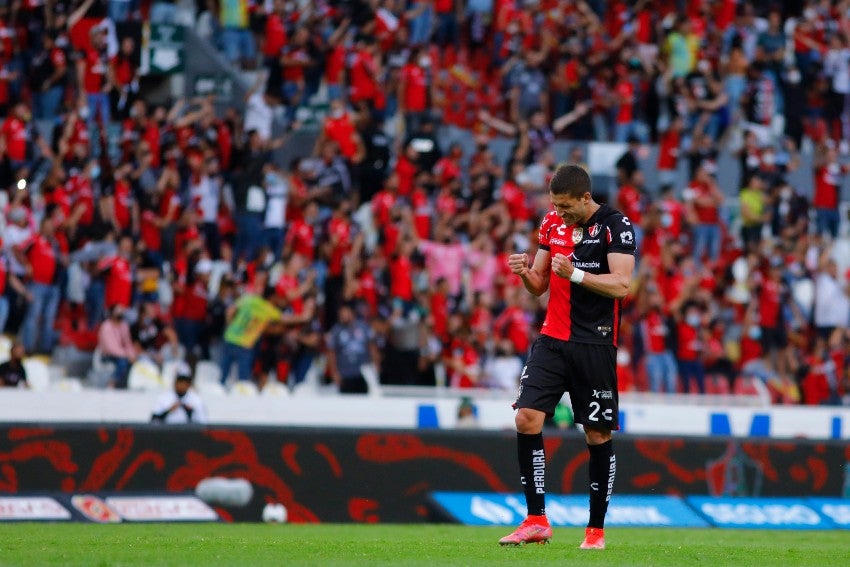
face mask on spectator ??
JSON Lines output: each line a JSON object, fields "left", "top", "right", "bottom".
{"left": 686, "top": 313, "right": 701, "bottom": 327}
{"left": 748, "top": 326, "right": 762, "bottom": 340}
{"left": 787, "top": 70, "right": 801, "bottom": 84}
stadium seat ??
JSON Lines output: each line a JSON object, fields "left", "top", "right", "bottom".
{"left": 433, "top": 362, "right": 447, "bottom": 388}
{"left": 127, "top": 359, "right": 165, "bottom": 391}
{"left": 734, "top": 376, "right": 772, "bottom": 405}
{"left": 22, "top": 357, "right": 51, "bottom": 392}
{"left": 207, "top": 260, "right": 232, "bottom": 297}
{"left": 0, "top": 335, "right": 12, "bottom": 363}
{"left": 268, "top": 263, "right": 284, "bottom": 288}
{"left": 157, "top": 276, "right": 173, "bottom": 308}
{"left": 194, "top": 360, "right": 223, "bottom": 386}
{"left": 229, "top": 381, "right": 259, "bottom": 397}
{"left": 160, "top": 360, "right": 182, "bottom": 389}
{"left": 159, "top": 343, "right": 186, "bottom": 366}
{"left": 360, "top": 363, "right": 382, "bottom": 398}
{"left": 705, "top": 375, "right": 731, "bottom": 395}
{"left": 353, "top": 202, "right": 378, "bottom": 254}
{"left": 52, "top": 377, "right": 83, "bottom": 393}
{"left": 195, "top": 380, "right": 227, "bottom": 397}
{"left": 791, "top": 279, "right": 814, "bottom": 319}
{"left": 262, "top": 381, "right": 290, "bottom": 397}
{"left": 290, "top": 358, "right": 326, "bottom": 396}
{"left": 89, "top": 348, "right": 117, "bottom": 388}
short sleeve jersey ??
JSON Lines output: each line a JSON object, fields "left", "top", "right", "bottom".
{"left": 537, "top": 204, "right": 636, "bottom": 346}
{"left": 327, "top": 321, "right": 375, "bottom": 379}
{"left": 224, "top": 295, "right": 282, "bottom": 348}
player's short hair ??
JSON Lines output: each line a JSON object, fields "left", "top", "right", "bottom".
{"left": 549, "top": 164, "right": 592, "bottom": 198}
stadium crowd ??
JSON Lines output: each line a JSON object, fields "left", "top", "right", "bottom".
{"left": 0, "top": 0, "right": 848, "bottom": 405}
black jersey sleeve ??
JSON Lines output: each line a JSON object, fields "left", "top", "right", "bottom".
{"left": 606, "top": 214, "right": 637, "bottom": 256}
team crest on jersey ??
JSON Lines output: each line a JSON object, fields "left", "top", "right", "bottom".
{"left": 571, "top": 227, "right": 583, "bottom": 244}
{"left": 589, "top": 223, "right": 601, "bottom": 238}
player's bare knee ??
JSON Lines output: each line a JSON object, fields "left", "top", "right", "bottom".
{"left": 584, "top": 426, "right": 612, "bottom": 445}
{"left": 515, "top": 409, "right": 544, "bottom": 434}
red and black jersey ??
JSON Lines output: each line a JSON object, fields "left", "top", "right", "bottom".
{"left": 537, "top": 204, "right": 636, "bottom": 346}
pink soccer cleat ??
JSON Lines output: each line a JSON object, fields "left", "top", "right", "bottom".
{"left": 498, "top": 515, "right": 552, "bottom": 546}
{"left": 579, "top": 527, "right": 605, "bottom": 549}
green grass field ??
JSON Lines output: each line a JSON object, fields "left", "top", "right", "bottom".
{"left": 1, "top": 524, "right": 849, "bottom": 567}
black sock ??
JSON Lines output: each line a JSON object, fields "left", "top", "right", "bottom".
{"left": 587, "top": 440, "right": 615, "bottom": 529}
{"left": 517, "top": 432, "right": 545, "bottom": 516}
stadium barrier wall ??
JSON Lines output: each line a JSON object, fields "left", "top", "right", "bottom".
{"left": 1, "top": 425, "right": 847, "bottom": 523}
{"left": 428, "top": 492, "right": 850, "bottom": 530}
{"left": 2, "top": 389, "right": 850, "bottom": 439}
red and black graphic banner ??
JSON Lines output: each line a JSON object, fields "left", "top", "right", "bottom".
{"left": 1, "top": 426, "right": 846, "bottom": 522}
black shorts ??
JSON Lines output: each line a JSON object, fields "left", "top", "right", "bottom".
{"left": 514, "top": 336, "right": 619, "bottom": 430}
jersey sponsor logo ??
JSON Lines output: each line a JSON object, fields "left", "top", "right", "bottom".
{"left": 571, "top": 227, "right": 583, "bottom": 244}
{"left": 573, "top": 261, "right": 601, "bottom": 269}
{"left": 606, "top": 455, "right": 617, "bottom": 502}
{"left": 549, "top": 238, "right": 568, "bottom": 246}
{"left": 532, "top": 450, "right": 546, "bottom": 494}
{"left": 592, "top": 389, "right": 614, "bottom": 400}
{"left": 620, "top": 231, "right": 634, "bottom": 244}
{"left": 579, "top": 239, "right": 600, "bottom": 245}
{"left": 589, "top": 223, "right": 601, "bottom": 238}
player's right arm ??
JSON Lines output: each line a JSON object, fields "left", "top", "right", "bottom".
{"left": 508, "top": 249, "right": 551, "bottom": 297}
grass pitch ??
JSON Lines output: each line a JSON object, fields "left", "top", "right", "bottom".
{"left": 1, "top": 524, "right": 848, "bottom": 566}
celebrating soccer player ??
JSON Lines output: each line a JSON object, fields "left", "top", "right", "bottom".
{"left": 501, "top": 164, "right": 636, "bottom": 549}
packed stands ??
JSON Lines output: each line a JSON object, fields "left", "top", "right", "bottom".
{"left": 0, "top": 0, "right": 847, "bottom": 410}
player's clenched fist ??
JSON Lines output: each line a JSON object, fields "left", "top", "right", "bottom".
{"left": 551, "top": 253, "right": 574, "bottom": 279}
{"left": 508, "top": 253, "right": 529, "bottom": 276}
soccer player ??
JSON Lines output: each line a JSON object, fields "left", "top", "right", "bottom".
{"left": 499, "top": 164, "right": 636, "bottom": 549}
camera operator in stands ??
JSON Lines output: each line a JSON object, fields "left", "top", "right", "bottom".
{"left": 150, "top": 362, "right": 208, "bottom": 424}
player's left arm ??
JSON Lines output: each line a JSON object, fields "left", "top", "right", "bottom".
{"left": 551, "top": 214, "right": 636, "bottom": 298}
{"left": 584, "top": 252, "right": 635, "bottom": 299}
{"left": 551, "top": 251, "right": 634, "bottom": 299}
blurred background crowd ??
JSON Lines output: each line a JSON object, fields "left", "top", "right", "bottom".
{"left": 0, "top": 0, "right": 848, "bottom": 406}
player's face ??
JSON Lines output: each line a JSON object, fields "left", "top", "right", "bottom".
{"left": 550, "top": 192, "right": 589, "bottom": 225}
